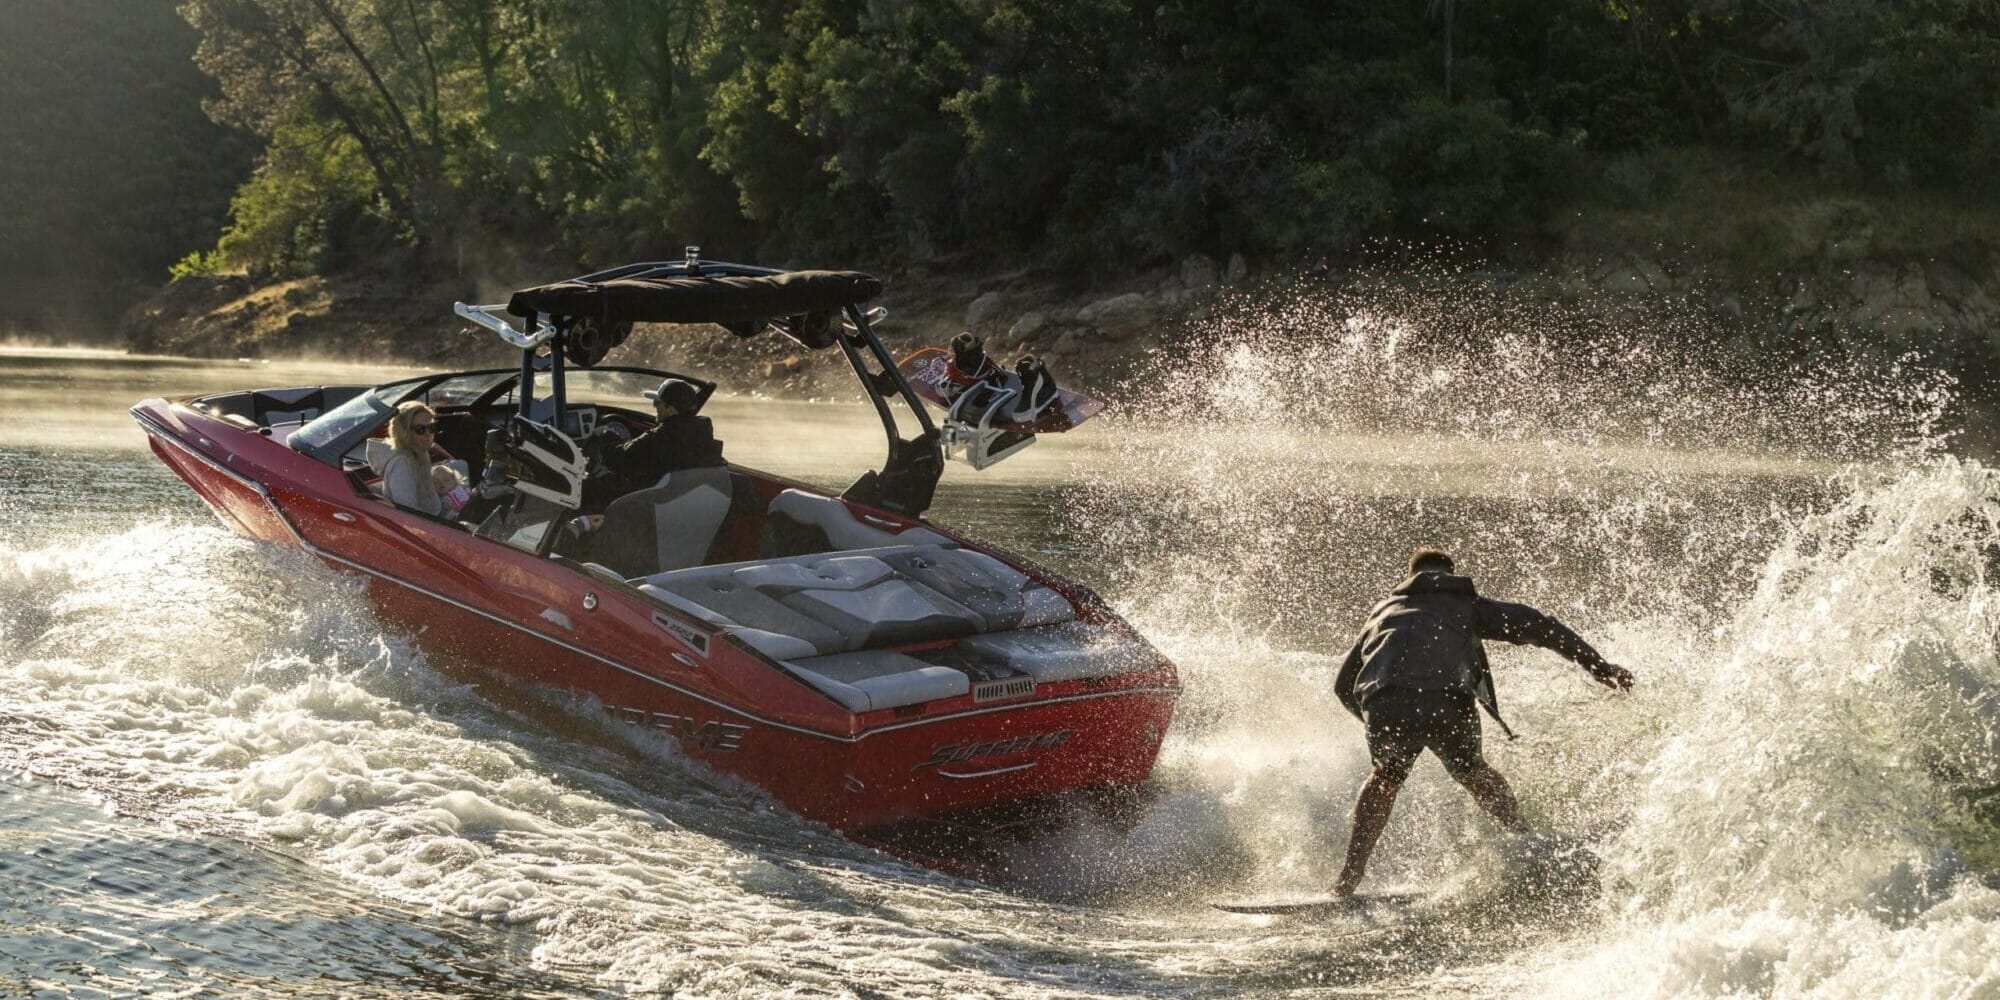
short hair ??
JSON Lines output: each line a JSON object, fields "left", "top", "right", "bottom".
{"left": 1408, "top": 547, "right": 1454, "bottom": 575}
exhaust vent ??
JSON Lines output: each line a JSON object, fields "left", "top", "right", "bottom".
{"left": 972, "top": 676, "right": 1035, "bottom": 703}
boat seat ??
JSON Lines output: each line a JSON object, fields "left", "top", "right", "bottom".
{"left": 870, "top": 546, "right": 1073, "bottom": 632}
{"left": 764, "top": 489, "right": 951, "bottom": 554}
{"left": 954, "top": 620, "right": 1154, "bottom": 683}
{"left": 356, "top": 439, "right": 469, "bottom": 502}
{"left": 357, "top": 438, "right": 468, "bottom": 478}
{"left": 782, "top": 650, "right": 970, "bottom": 713}
{"left": 589, "top": 467, "right": 733, "bottom": 577}
{"left": 634, "top": 543, "right": 1075, "bottom": 662}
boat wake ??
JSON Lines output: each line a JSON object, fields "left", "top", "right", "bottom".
{"left": 0, "top": 523, "right": 1213, "bottom": 996}
{"left": 5, "top": 293, "right": 2000, "bottom": 995}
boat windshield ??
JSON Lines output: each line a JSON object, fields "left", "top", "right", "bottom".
{"left": 288, "top": 378, "right": 429, "bottom": 463}
{"left": 560, "top": 369, "right": 687, "bottom": 409}
{"left": 422, "top": 372, "right": 514, "bottom": 407}
{"left": 479, "top": 368, "right": 694, "bottom": 412}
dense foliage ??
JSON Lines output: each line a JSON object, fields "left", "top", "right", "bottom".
{"left": 8, "top": 0, "right": 2000, "bottom": 309}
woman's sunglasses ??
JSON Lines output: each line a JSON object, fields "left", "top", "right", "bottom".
{"left": 411, "top": 423, "right": 435, "bottom": 434}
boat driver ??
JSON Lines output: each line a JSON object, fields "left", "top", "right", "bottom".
{"left": 583, "top": 377, "right": 726, "bottom": 510}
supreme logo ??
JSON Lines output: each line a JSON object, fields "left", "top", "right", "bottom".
{"left": 913, "top": 730, "right": 1073, "bottom": 772}
{"left": 608, "top": 705, "right": 749, "bottom": 752}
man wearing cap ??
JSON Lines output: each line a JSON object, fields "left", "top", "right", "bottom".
{"left": 1330, "top": 547, "right": 1634, "bottom": 898}
{"left": 590, "top": 377, "right": 725, "bottom": 506}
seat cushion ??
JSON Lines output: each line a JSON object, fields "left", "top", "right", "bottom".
{"left": 955, "top": 621, "right": 1154, "bottom": 683}
{"left": 780, "top": 579, "right": 982, "bottom": 648}
{"left": 786, "top": 650, "right": 971, "bottom": 712}
{"left": 636, "top": 543, "right": 1075, "bottom": 657}
{"left": 767, "top": 489, "right": 951, "bottom": 550}
{"left": 735, "top": 554, "right": 896, "bottom": 592}
{"left": 641, "top": 574, "right": 851, "bottom": 653}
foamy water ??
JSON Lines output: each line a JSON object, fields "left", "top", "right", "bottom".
{"left": 3, "top": 295, "right": 1997, "bottom": 998}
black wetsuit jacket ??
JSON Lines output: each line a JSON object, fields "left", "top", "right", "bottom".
{"left": 1333, "top": 572, "right": 1617, "bottom": 736}
{"left": 591, "top": 414, "right": 725, "bottom": 503}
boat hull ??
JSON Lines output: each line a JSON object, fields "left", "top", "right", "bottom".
{"left": 134, "top": 398, "right": 1178, "bottom": 835}
{"left": 357, "top": 567, "right": 1176, "bottom": 830}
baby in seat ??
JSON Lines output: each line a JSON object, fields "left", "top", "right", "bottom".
{"left": 432, "top": 464, "right": 472, "bottom": 517}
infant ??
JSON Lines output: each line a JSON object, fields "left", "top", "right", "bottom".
{"left": 432, "top": 464, "right": 471, "bottom": 517}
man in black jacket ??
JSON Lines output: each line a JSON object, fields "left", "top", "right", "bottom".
{"left": 587, "top": 377, "right": 726, "bottom": 508}
{"left": 1330, "top": 548, "right": 1633, "bottom": 897}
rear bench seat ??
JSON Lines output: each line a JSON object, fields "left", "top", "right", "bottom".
{"left": 634, "top": 543, "right": 1152, "bottom": 712}
{"left": 635, "top": 544, "right": 1073, "bottom": 658}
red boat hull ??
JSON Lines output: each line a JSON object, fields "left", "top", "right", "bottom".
{"left": 134, "top": 398, "right": 1178, "bottom": 834}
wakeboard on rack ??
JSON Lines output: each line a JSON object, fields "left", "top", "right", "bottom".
{"left": 897, "top": 334, "right": 1103, "bottom": 469}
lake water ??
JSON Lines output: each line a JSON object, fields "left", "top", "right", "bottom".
{"left": 3, "top": 332, "right": 1997, "bottom": 998}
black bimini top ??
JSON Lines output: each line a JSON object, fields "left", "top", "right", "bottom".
{"left": 507, "top": 270, "right": 881, "bottom": 328}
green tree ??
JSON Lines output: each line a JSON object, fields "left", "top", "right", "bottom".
{"left": 1697, "top": 0, "right": 2000, "bottom": 184}
{"left": 182, "top": 0, "right": 451, "bottom": 267}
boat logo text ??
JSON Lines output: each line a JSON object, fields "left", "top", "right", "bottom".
{"left": 608, "top": 705, "right": 748, "bottom": 752}
{"left": 913, "top": 730, "right": 1073, "bottom": 771}
{"left": 652, "top": 611, "right": 710, "bottom": 656}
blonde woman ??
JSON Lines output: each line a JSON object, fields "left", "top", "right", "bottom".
{"left": 381, "top": 401, "right": 443, "bottom": 515}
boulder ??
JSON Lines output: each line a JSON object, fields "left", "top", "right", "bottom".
{"left": 966, "top": 291, "right": 1008, "bottom": 328}
{"left": 1225, "top": 253, "right": 1249, "bottom": 284}
{"left": 1077, "top": 292, "right": 1153, "bottom": 340}
{"left": 1009, "top": 311, "right": 1049, "bottom": 341}
{"left": 1181, "top": 253, "right": 1220, "bottom": 290}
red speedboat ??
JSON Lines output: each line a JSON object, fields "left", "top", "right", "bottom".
{"left": 132, "top": 254, "right": 1179, "bottom": 848}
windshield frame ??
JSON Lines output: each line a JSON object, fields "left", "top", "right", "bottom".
{"left": 287, "top": 374, "right": 439, "bottom": 464}
{"left": 286, "top": 366, "right": 714, "bottom": 468}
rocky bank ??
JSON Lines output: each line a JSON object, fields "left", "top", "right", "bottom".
{"left": 119, "top": 245, "right": 2000, "bottom": 431}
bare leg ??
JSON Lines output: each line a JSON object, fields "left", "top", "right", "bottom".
{"left": 1334, "top": 770, "right": 1404, "bottom": 897}
{"left": 1446, "top": 760, "right": 1531, "bottom": 835}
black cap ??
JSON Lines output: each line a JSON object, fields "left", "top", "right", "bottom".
{"left": 643, "top": 377, "right": 700, "bottom": 413}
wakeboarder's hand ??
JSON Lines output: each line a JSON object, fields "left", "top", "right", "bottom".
{"left": 1596, "top": 664, "right": 1634, "bottom": 691}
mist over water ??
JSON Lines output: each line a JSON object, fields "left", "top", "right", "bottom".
{"left": 3, "top": 275, "right": 1998, "bottom": 997}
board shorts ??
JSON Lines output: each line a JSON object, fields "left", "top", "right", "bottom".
{"left": 1360, "top": 688, "right": 1483, "bottom": 781}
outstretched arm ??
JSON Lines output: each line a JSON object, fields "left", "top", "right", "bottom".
{"left": 1474, "top": 598, "right": 1633, "bottom": 690}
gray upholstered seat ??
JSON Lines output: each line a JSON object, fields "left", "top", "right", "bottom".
{"left": 783, "top": 650, "right": 970, "bottom": 712}
{"left": 766, "top": 489, "right": 951, "bottom": 550}
{"left": 954, "top": 620, "right": 1154, "bottom": 683}
{"left": 635, "top": 543, "right": 1088, "bottom": 712}
{"left": 871, "top": 546, "right": 1072, "bottom": 632}
{"left": 591, "top": 467, "right": 733, "bottom": 577}
{"left": 635, "top": 544, "right": 1074, "bottom": 657}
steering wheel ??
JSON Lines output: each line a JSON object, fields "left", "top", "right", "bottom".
{"left": 581, "top": 418, "right": 633, "bottom": 471}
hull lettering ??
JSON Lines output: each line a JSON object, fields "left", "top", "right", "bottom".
{"left": 914, "top": 729, "right": 1073, "bottom": 772}
{"left": 609, "top": 705, "right": 749, "bottom": 752}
